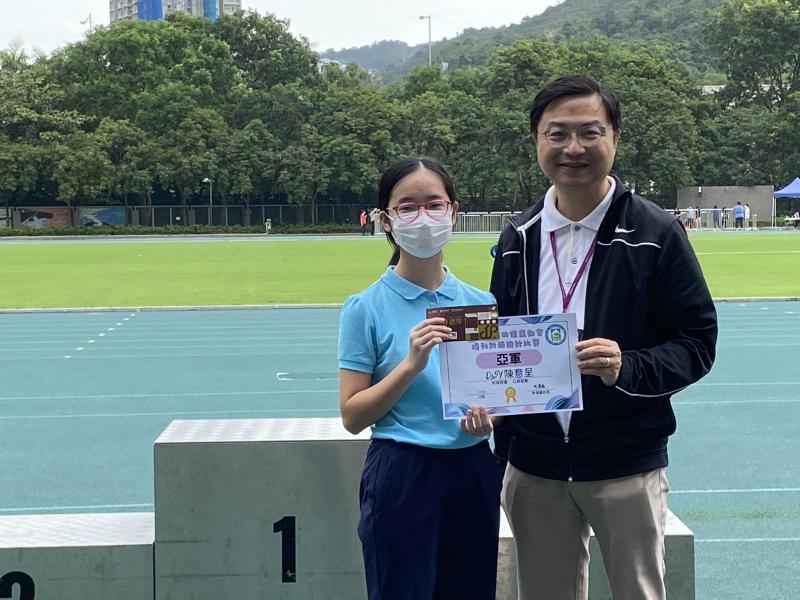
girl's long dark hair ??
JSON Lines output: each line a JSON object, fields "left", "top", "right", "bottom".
{"left": 377, "top": 157, "right": 457, "bottom": 266}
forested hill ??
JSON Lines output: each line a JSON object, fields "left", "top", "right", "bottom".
{"left": 323, "top": 0, "right": 724, "bottom": 81}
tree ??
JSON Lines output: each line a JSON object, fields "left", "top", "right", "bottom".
{"left": 214, "top": 11, "right": 318, "bottom": 90}
{"left": 706, "top": 0, "right": 800, "bottom": 108}
{"left": 52, "top": 130, "right": 113, "bottom": 205}
{"left": 0, "top": 41, "right": 30, "bottom": 75}
{"left": 93, "top": 118, "right": 154, "bottom": 206}
{"left": 48, "top": 14, "right": 242, "bottom": 121}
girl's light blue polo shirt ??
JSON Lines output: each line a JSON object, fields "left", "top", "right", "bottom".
{"left": 338, "top": 266, "right": 495, "bottom": 449}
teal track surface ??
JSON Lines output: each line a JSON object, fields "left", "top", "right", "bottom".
{"left": 0, "top": 301, "right": 798, "bottom": 599}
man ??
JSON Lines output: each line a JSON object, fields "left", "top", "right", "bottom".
{"left": 686, "top": 205, "right": 695, "bottom": 229}
{"left": 712, "top": 205, "right": 721, "bottom": 229}
{"left": 369, "top": 207, "right": 380, "bottom": 235}
{"left": 733, "top": 201, "right": 745, "bottom": 229}
{"left": 490, "top": 75, "right": 717, "bottom": 600}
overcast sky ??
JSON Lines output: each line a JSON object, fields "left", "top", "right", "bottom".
{"left": 2, "top": 0, "right": 561, "bottom": 55}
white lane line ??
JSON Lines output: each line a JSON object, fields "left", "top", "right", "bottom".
{"left": 277, "top": 372, "right": 336, "bottom": 381}
{"left": 696, "top": 250, "right": 800, "bottom": 256}
{"left": 672, "top": 488, "right": 800, "bottom": 494}
{"left": 0, "top": 389, "right": 337, "bottom": 401}
{"left": 0, "top": 503, "right": 153, "bottom": 513}
{"left": 0, "top": 408, "right": 334, "bottom": 420}
{"left": 697, "top": 538, "right": 800, "bottom": 543}
{"left": 108, "top": 327, "right": 114, "bottom": 331}
{"left": 695, "top": 382, "right": 798, "bottom": 387}
{"left": 675, "top": 399, "right": 800, "bottom": 405}
{"left": 64, "top": 355, "right": 71, "bottom": 359}
{"left": 88, "top": 340, "right": 95, "bottom": 344}
{"left": 76, "top": 347, "right": 84, "bottom": 351}
{"left": 99, "top": 333, "right": 105, "bottom": 337}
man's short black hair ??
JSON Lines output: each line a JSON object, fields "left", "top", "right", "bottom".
{"left": 529, "top": 75, "right": 622, "bottom": 135}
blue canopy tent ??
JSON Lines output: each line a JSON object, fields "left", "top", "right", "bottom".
{"left": 773, "top": 177, "right": 800, "bottom": 227}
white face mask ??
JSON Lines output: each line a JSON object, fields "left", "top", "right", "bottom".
{"left": 388, "top": 212, "right": 453, "bottom": 259}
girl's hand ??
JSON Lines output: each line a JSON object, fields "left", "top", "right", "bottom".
{"left": 405, "top": 317, "right": 452, "bottom": 374}
{"left": 460, "top": 405, "right": 493, "bottom": 436}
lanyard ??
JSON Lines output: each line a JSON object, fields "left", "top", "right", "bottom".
{"left": 549, "top": 230, "right": 598, "bottom": 313}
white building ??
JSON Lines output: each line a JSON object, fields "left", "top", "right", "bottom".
{"left": 109, "top": 0, "right": 138, "bottom": 23}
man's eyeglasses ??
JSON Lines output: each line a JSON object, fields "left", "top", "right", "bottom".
{"left": 537, "top": 126, "right": 609, "bottom": 148}
{"left": 388, "top": 199, "right": 453, "bottom": 223}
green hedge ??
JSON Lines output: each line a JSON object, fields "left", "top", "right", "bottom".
{"left": 0, "top": 223, "right": 364, "bottom": 236}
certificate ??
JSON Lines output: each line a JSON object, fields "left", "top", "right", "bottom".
{"left": 436, "top": 312, "right": 583, "bottom": 419}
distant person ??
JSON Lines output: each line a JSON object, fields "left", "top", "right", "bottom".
{"left": 722, "top": 206, "right": 729, "bottom": 229}
{"left": 686, "top": 205, "right": 696, "bottom": 229}
{"left": 359, "top": 209, "right": 369, "bottom": 236}
{"left": 369, "top": 207, "right": 380, "bottom": 235}
{"left": 744, "top": 203, "right": 751, "bottom": 228}
{"left": 712, "top": 205, "right": 721, "bottom": 229}
{"left": 733, "top": 201, "right": 745, "bottom": 229}
{"left": 339, "top": 157, "right": 500, "bottom": 600}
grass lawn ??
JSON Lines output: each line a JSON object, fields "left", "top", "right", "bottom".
{"left": 1, "top": 231, "right": 798, "bottom": 308}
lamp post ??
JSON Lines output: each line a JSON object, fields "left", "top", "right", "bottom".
{"left": 419, "top": 15, "right": 431, "bottom": 67}
{"left": 80, "top": 14, "right": 93, "bottom": 35}
{"left": 202, "top": 177, "right": 213, "bottom": 226}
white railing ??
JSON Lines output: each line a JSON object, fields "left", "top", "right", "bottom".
{"left": 455, "top": 212, "right": 517, "bottom": 234}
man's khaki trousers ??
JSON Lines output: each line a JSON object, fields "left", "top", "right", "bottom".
{"left": 502, "top": 464, "right": 669, "bottom": 600}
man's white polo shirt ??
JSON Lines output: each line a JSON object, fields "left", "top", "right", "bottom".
{"left": 539, "top": 177, "right": 615, "bottom": 433}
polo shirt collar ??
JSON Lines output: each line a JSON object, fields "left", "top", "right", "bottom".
{"left": 380, "top": 266, "right": 458, "bottom": 300}
{"left": 541, "top": 176, "right": 616, "bottom": 233}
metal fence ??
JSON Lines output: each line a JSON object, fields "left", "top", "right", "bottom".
{"left": 455, "top": 212, "right": 519, "bottom": 234}
{"left": 3, "top": 204, "right": 526, "bottom": 231}
{"left": 3, "top": 204, "right": 369, "bottom": 230}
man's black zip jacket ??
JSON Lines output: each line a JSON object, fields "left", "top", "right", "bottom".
{"left": 490, "top": 176, "right": 718, "bottom": 482}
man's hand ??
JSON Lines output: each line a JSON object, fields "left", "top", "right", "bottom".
{"left": 576, "top": 338, "right": 621, "bottom": 386}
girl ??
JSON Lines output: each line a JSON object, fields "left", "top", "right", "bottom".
{"left": 338, "top": 157, "right": 500, "bottom": 600}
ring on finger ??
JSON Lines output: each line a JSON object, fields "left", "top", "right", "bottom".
{"left": 604, "top": 356, "right": 610, "bottom": 367}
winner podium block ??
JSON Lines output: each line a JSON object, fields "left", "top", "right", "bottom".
{"left": 153, "top": 418, "right": 371, "bottom": 599}
{"left": 0, "top": 512, "right": 154, "bottom": 600}
{"left": 153, "top": 417, "right": 695, "bottom": 600}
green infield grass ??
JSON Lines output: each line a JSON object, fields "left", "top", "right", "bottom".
{"left": 1, "top": 231, "right": 798, "bottom": 308}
